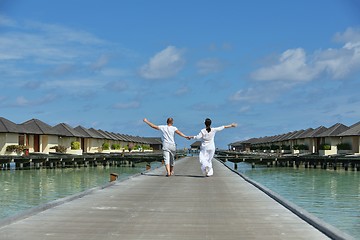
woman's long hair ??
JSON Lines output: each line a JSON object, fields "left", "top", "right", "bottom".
{"left": 205, "top": 118, "right": 212, "bottom": 133}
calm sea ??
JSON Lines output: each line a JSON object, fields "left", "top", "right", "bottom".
{"left": 0, "top": 162, "right": 161, "bottom": 220}
{"left": 224, "top": 161, "right": 360, "bottom": 239}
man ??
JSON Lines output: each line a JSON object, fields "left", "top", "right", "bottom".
{"left": 143, "top": 118, "right": 189, "bottom": 176}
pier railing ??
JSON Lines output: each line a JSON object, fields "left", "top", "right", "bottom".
{"left": 0, "top": 151, "right": 187, "bottom": 170}
{"left": 216, "top": 150, "right": 360, "bottom": 171}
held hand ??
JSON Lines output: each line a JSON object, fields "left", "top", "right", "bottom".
{"left": 231, "top": 123, "right": 237, "bottom": 127}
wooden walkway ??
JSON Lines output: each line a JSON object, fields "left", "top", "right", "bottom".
{"left": 0, "top": 157, "right": 351, "bottom": 239}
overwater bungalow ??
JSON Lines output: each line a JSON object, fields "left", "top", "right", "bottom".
{"left": 190, "top": 141, "right": 201, "bottom": 152}
{"left": 0, "top": 116, "right": 163, "bottom": 156}
{"left": 20, "top": 118, "right": 58, "bottom": 154}
{"left": 291, "top": 128, "right": 313, "bottom": 153}
{"left": 316, "top": 123, "right": 350, "bottom": 156}
{"left": 337, "top": 121, "right": 360, "bottom": 154}
{"left": 229, "top": 121, "right": 360, "bottom": 156}
{"left": 0, "top": 117, "right": 26, "bottom": 155}
{"left": 51, "top": 123, "right": 84, "bottom": 155}
{"left": 74, "top": 125, "right": 103, "bottom": 153}
{"left": 144, "top": 137, "right": 162, "bottom": 151}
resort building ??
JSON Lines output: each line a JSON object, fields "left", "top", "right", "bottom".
{"left": 0, "top": 116, "right": 161, "bottom": 156}
{"left": 229, "top": 121, "right": 360, "bottom": 156}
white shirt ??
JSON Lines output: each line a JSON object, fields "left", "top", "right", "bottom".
{"left": 159, "top": 125, "right": 178, "bottom": 145}
{"left": 194, "top": 126, "right": 225, "bottom": 149}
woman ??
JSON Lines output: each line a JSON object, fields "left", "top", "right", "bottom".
{"left": 191, "top": 118, "right": 237, "bottom": 177}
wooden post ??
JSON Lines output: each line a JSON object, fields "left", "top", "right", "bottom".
{"left": 323, "top": 162, "right": 327, "bottom": 170}
{"left": 110, "top": 173, "right": 118, "bottom": 182}
{"left": 351, "top": 162, "right": 356, "bottom": 171}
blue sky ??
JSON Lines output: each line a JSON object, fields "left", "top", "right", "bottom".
{"left": 1, "top": 0, "right": 360, "bottom": 149}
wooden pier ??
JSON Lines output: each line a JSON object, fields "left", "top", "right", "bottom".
{"left": 0, "top": 157, "right": 352, "bottom": 240}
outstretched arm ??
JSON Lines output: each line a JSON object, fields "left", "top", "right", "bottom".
{"left": 224, "top": 123, "right": 237, "bottom": 129}
{"left": 143, "top": 118, "right": 160, "bottom": 130}
{"left": 190, "top": 131, "right": 203, "bottom": 140}
{"left": 175, "top": 129, "right": 190, "bottom": 139}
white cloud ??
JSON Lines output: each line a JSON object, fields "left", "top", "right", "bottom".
{"left": 334, "top": 27, "right": 360, "bottom": 43}
{"left": 251, "top": 27, "right": 360, "bottom": 82}
{"left": 314, "top": 47, "right": 360, "bottom": 79}
{"left": 90, "top": 54, "right": 110, "bottom": 71}
{"left": 196, "top": 58, "right": 224, "bottom": 75}
{"left": 229, "top": 81, "right": 295, "bottom": 104}
{"left": 11, "top": 94, "right": 57, "bottom": 107}
{"left": 230, "top": 87, "right": 276, "bottom": 103}
{"left": 15, "top": 96, "right": 29, "bottom": 107}
{"left": 0, "top": 15, "right": 17, "bottom": 27}
{"left": 42, "top": 79, "right": 103, "bottom": 89}
{"left": 25, "top": 20, "right": 106, "bottom": 45}
{"left": 237, "top": 106, "right": 251, "bottom": 113}
{"left": 0, "top": 18, "right": 108, "bottom": 64}
{"left": 251, "top": 48, "right": 319, "bottom": 81}
{"left": 139, "top": 46, "right": 185, "bottom": 79}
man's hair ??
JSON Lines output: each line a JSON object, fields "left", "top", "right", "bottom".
{"left": 167, "top": 118, "right": 173, "bottom": 124}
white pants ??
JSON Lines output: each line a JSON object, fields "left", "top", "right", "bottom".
{"left": 199, "top": 146, "right": 215, "bottom": 176}
{"left": 162, "top": 143, "right": 176, "bottom": 166}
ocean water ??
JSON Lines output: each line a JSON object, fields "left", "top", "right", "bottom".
{"left": 225, "top": 161, "right": 360, "bottom": 239}
{"left": 0, "top": 162, "right": 161, "bottom": 220}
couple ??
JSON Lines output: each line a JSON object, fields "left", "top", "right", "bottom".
{"left": 143, "top": 118, "right": 237, "bottom": 177}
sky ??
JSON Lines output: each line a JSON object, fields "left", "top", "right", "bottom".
{"left": 1, "top": 0, "right": 360, "bottom": 149}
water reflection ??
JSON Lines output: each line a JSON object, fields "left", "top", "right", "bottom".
{"left": 0, "top": 162, "right": 161, "bottom": 219}
{"left": 225, "top": 161, "right": 360, "bottom": 238}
